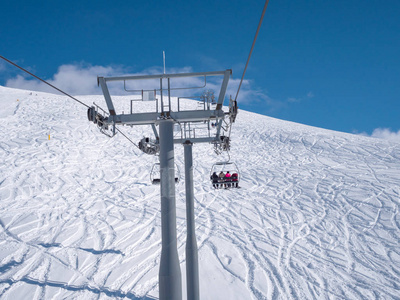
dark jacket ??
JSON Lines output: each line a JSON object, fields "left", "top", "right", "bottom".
{"left": 211, "top": 172, "right": 219, "bottom": 183}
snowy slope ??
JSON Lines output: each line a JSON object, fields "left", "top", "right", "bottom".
{"left": 1, "top": 85, "right": 400, "bottom": 299}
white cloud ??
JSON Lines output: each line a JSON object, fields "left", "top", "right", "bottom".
{"left": 286, "top": 91, "right": 314, "bottom": 103}
{"left": 6, "top": 63, "right": 125, "bottom": 95}
{"left": 5, "top": 63, "right": 199, "bottom": 96}
{"left": 225, "top": 77, "right": 272, "bottom": 104}
{"left": 5, "top": 63, "right": 272, "bottom": 107}
{"left": 287, "top": 97, "right": 300, "bottom": 103}
{"left": 370, "top": 128, "right": 400, "bottom": 142}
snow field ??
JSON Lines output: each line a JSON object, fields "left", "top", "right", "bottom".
{"left": 0, "top": 86, "right": 400, "bottom": 299}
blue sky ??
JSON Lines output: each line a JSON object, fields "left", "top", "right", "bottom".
{"left": 1, "top": 0, "right": 399, "bottom": 136}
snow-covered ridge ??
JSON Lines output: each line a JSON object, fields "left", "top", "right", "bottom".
{"left": 0, "top": 85, "right": 400, "bottom": 299}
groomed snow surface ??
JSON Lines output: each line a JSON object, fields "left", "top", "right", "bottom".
{"left": 1, "top": 86, "right": 400, "bottom": 299}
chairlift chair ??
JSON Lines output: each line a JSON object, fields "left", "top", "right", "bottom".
{"left": 210, "top": 161, "right": 240, "bottom": 189}
{"left": 150, "top": 163, "right": 180, "bottom": 185}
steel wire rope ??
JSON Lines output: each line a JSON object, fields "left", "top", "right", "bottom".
{"left": 234, "top": 0, "right": 270, "bottom": 103}
{"left": 216, "top": 0, "right": 269, "bottom": 171}
{"left": 0, "top": 55, "right": 90, "bottom": 108}
{"left": 224, "top": 0, "right": 269, "bottom": 149}
{"left": 115, "top": 127, "right": 140, "bottom": 150}
{"left": 0, "top": 54, "right": 140, "bottom": 149}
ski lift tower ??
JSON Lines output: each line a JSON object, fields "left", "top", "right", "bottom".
{"left": 90, "top": 69, "right": 236, "bottom": 300}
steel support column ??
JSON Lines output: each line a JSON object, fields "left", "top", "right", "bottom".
{"left": 159, "top": 119, "right": 182, "bottom": 300}
{"left": 183, "top": 141, "right": 199, "bottom": 300}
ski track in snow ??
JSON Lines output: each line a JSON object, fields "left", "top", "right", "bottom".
{"left": 0, "top": 86, "right": 400, "bottom": 299}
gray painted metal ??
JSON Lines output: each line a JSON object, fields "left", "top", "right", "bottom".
{"left": 168, "top": 78, "right": 171, "bottom": 112}
{"left": 121, "top": 76, "right": 207, "bottom": 93}
{"left": 99, "top": 69, "right": 231, "bottom": 122}
{"left": 98, "top": 77, "right": 117, "bottom": 115}
{"left": 169, "top": 110, "right": 224, "bottom": 123}
{"left": 163, "top": 51, "right": 166, "bottom": 74}
{"left": 105, "top": 110, "right": 225, "bottom": 126}
{"left": 215, "top": 118, "right": 224, "bottom": 140}
{"left": 158, "top": 119, "right": 182, "bottom": 300}
{"left": 173, "top": 137, "right": 215, "bottom": 144}
{"left": 160, "top": 78, "right": 164, "bottom": 114}
{"left": 216, "top": 70, "right": 231, "bottom": 110}
{"left": 151, "top": 124, "right": 159, "bottom": 140}
{"left": 103, "top": 70, "right": 230, "bottom": 82}
{"left": 96, "top": 68, "right": 233, "bottom": 299}
{"left": 183, "top": 141, "right": 200, "bottom": 300}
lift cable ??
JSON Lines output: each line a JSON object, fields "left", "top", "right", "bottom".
{"left": 234, "top": 0, "right": 270, "bottom": 103}
{"left": 0, "top": 54, "right": 140, "bottom": 149}
{"left": 115, "top": 127, "right": 140, "bottom": 150}
{"left": 224, "top": 0, "right": 269, "bottom": 148}
{"left": 0, "top": 55, "right": 90, "bottom": 109}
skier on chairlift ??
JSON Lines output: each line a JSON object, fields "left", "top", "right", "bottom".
{"left": 211, "top": 172, "right": 219, "bottom": 188}
{"left": 224, "top": 171, "right": 232, "bottom": 188}
{"left": 218, "top": 171, "right": 225, "bottom": 189}
{"left": 231, "top": 172, "right": 238, "bottom": 188}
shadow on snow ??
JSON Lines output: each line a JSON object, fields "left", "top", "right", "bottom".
{"left": 0, "top": 277, "right": 156, "bottom": 300}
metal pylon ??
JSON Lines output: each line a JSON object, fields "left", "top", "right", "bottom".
{"left": 184, "top": 141, "right": 199, "bottom": 300}
{"left": 159, "top": 119, "right": 182, "bottom": 300}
